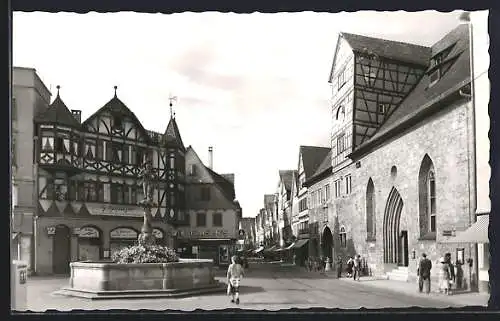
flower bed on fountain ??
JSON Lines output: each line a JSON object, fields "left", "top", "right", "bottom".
{"left": 56, "top": 244, "right": 225, "bottom": 300}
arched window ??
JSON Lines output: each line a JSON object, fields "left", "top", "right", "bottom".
{"left": 339, "top": 226, "right": 347, "bottom": 248}
{"left": 428, "top": 171, "right": 436, "bottom": 232}
{"left": 418, "top": 154, "right": 436, "bottom": 238}
{"left": 366, "top": 178, "right": 376, "bottom": 240}
{"left": 336, "top": 105, "right": 345, "bottom": 121}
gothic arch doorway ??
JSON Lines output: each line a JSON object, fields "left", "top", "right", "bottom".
{"left": 383, "top": 187, "right": 408, "bottom": 266}
{"left": 321, "top": 226, "right": 334, "bottom": 261}
{"left": 53, "top": 224, "right": 71, "bottom": 274}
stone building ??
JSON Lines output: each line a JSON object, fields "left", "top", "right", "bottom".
{"left": 32, "top": 85, "right": 241, "bottom": 274}
{"left": 11, "top": 67, "right": 52, "bottom": 274}
{"left": 314, "top": 24, "right": 480, "bottom": 288}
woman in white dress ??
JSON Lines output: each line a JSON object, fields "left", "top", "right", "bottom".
{"left": 438, "top": 257, "right": 452, "bottom": 295}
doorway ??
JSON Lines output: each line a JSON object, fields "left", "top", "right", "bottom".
{"left": 321, "top": 226, "right": 334, "bottom": 261}
{"left": 52, "top": 225, "right": 71, "bottom": 274}
{"left": 399, "top": 230, "right": 409, "bottom": 267}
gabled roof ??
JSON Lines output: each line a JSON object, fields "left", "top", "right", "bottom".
{"left": 163, "top": 116, "right": 186, "bottom": 151}
{"left": 204, "top": 165, "right": 236, "bottom": 201}
{"left": 35, "top": 92, "right": 81, "bottom": 128}
{"left": 351, "top": 24, "right": 471, "bottom": 158}
{"left": 341, "top": 32, "right": 431, "bottom": 67}
{"left": 279, "top": 170, "right": 295, "bottom": 193}
{"left": 82, "top": 94, "right": 151, "bottom": 143}
{"left": 299, "top": 145, "right": 331, "bottom": 179}
{"left": 306, "top": 150, "right": 332, "bottom": 186}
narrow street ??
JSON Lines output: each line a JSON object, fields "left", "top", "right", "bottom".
{"left": 22, "top": 263, "right": 487, "bottom": 312}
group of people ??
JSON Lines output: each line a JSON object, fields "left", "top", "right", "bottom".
{"left": 336, "top": 255, "right": 363, "bottom": 280}
{"left": 417, "top": 252, "right": 456, "bottom": 295}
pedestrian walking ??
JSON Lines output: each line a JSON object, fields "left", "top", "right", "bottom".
{"left": 353, "top": 255, "right": 362, "bottom": 281}
{"left": 346, "top": 257, "right": 354, "bottom": 278}
{"left": 444, "top": 253, "right": 455, "bottom": 294}
{"left": 227, "top": 255, "right": 244, "bottom": 305}
{"left": 417, "top": 253, "right": 432, "bottom": 294}
{"left": 336, "top": 255, "right": 343, "bottom": 278}
{"left": 438, "top": 256, "right": 452, "bottom": 295}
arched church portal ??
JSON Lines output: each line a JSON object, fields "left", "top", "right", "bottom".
{"left": 383, "top": 187, "right": 408, "bottom": 266}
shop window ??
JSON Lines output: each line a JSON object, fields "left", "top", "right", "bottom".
{"left": 196, "top": 212, "right": 206, "bottom": 227}
{"left": 213, "top": 213, "right": 223, "bottom": 227}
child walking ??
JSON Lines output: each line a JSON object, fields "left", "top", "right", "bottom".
{"left": 227, "top": 255, "right": 244, "bottom": 304}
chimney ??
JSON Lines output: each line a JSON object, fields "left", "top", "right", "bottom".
{"left": 208, "top": 146, "right": 213, "bottom": 169}
{"left": 71, "top": 109, "right": 82, "bottom": 123}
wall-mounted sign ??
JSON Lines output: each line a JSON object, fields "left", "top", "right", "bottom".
{"left": 152, "top": 228, "right": 164, "bottom": 239}
{"left": 177, "top": 229, "right": 231, "bottom": 239}
{"left": 110, "top": 227, "right": 138, "bottom": 239}
{"left": 47, "top": 226, "right": 56, "bottom": 235}
{"left": 87, "top": 203, "right": 146, "bottom": 218}
{"left": 78, "top": 226, "right": 100, "bottom": 238}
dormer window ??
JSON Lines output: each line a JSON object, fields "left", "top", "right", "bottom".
{"left": 429, "top": 69, "right": 441, "bottom": 87}
{"left": 378, "top": 104, "right": 387, "bottom": 114}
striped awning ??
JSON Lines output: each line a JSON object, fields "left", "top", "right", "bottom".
{"left": 443, "top": 215, "right": 489, "bottom": 244}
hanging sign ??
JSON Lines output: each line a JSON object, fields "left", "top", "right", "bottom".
{"left": 78, "top": 226, "right": 100, "bottom": 238}
{"left": 110, "top": 227, "right": 138, "bottom": 239}
{"left": 238, "top": 229, "right": 246, "bottom": 239}
{"left": 152, "top": 228, "right": 164, "bottom": 239}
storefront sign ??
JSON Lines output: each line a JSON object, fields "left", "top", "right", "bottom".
{"left": 110, "top": 228, "right": 138, "bottom": 239}
{"left": 47, "top": 226, "right": 56, "bottom": 235}
{"left": 78, "top": 227, "right": 100, "bottom": 238}
{"left": 153, "top": 228, "right": 164, "bottom": 239}
{"left": 177, "top": 229, "right": 231, "bottom": 239}
{"left": 87, "top": 203, "right": 146, "bottom": 218}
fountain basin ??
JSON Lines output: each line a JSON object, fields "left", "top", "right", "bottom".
{"left": 56, "top": 259, "right": 225, "bottom": 300}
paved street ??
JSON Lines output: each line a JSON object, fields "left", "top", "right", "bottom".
{"left": 21, "top": 263, "right": 488, "bottom": 311}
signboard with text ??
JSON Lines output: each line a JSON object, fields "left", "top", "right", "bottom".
{"left": 86, "top": 203, "right": 146, "bottom": 218}
{"left": 110, "top": 227, "right": 138, "bottom": 239}
{"left": 176, "top": 229, "right": 233, "bottom": 239}
{"left": 77, "top": 227, "right": 100, "bottom": 238}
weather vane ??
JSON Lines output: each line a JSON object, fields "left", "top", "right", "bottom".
{"left": 169, "top": 94, "right": 178, "bottom": 118}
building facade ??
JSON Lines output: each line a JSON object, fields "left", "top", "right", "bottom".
{"left": 11, "top": 67, "right": 52, "bottom": 274}
{"left": 290, "top": 146, "right": 331, "bottom": 257}
{"left": 319, "top": 24, "right": 479, "bottom": 288}
{"left": 264, "top": 194, "right": 279, "bottom": 244}
{"left": 175, "top": 146, "right": 242, "bottom": 266}
{"left": 277, "top": 170, "right": 295, "bottom": 247}
{"left": 239, "top": 217, "right": 257, "bottom": 249}
{"left": 32, "top": 86, "right": 240, "bottom": 274}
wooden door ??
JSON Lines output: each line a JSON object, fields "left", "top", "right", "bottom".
{"left": 53, "top": 225, "right": 71, "bottom": 274}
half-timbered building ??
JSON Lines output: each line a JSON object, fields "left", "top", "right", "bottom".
{"left": 33, "top": 87, "right": 240, "bottom": 274}
{"left": 319, "top": 24, "right": 480, "bottom": 289}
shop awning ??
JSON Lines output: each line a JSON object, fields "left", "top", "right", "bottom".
{"left": 443, "top": 215, "right": 489, "bottom": 244}
{"left": 285, "top": 242, "right": 295, "bottom": 250}
{"left": 292, "top": 239, "right": 309, "bottom": 249}
{"left": 254, "top": 246, "right": 264, "bottom": 254}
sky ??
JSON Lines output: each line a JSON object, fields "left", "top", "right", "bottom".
{"left": 13, "top": 10, "right": 467, "bottom": 217}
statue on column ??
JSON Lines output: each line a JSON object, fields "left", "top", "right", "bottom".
{"left": 137, "top": 154, "right": 156, "bottom": 245}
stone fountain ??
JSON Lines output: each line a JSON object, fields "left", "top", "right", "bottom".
{"left": 56, "top": 157, "right": 224, "bottom": 300}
